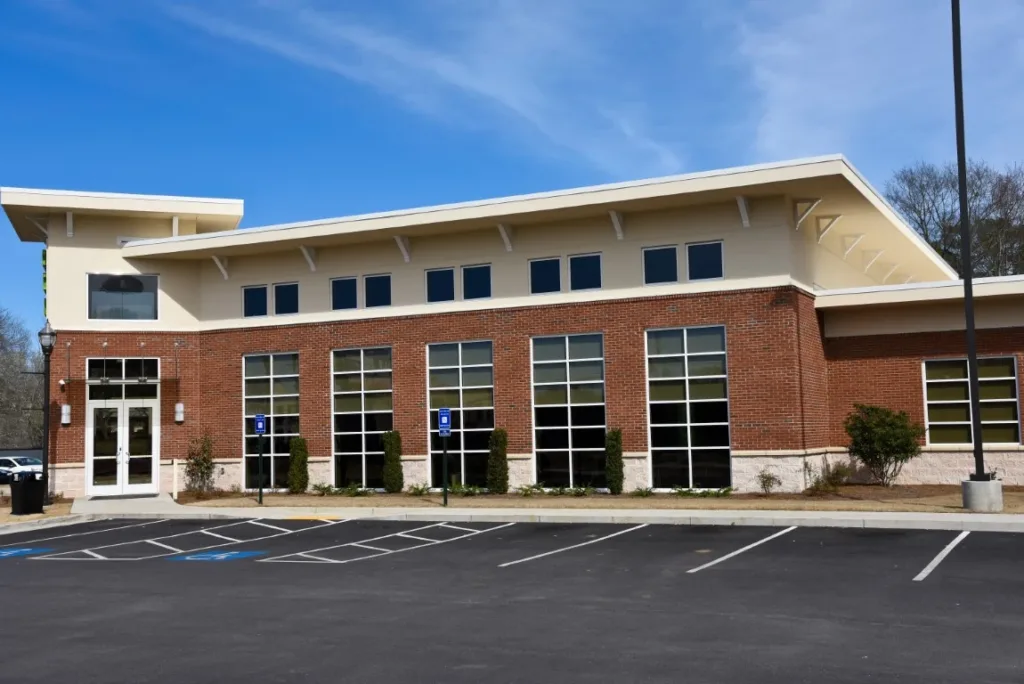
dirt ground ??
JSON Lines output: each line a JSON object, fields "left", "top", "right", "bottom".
{"left": 0, "top": 501, "right": 74, "bottom": 525}
{"left": 179, "top": 485, "right": 1024, "bottom": 513}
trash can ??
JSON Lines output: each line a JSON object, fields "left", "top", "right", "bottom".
{"left": 10, "top": 472, "right": 44, "bottom": 515}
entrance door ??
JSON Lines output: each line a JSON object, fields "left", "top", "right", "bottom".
{"left": 86, "top": 398, "right": 160, "bottom": 496}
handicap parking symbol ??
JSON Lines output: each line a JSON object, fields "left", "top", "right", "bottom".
{"left": 0, "top": 548, "right": 52, "bottom": 558}
{"left": 170, "top": 550, "right": 265, "bottom": 562}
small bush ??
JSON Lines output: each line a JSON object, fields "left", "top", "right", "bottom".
{"left": 570, "top": 486, "right": 595, "bottom": 497}
{"left": 343, "top": 483, "right": 372, "bottom": 497}
{"left": 673, "top": 487, "right": 733, "bottom": 498}
{"left": 450, "top": 483, "right": 484, "bottom": 497}
{"left": 406, "top": 483, "right": 431, "bottom": 496}
{"left": 605, "top": 428, "right": 624, "bottom": 495}
{"left": 382, "top": 431, "right": 404, "bottom": 494}
{"left": 630, "top": 487, "right": 655, "bottom": 498}
{"left": 516, "top": 483, "right": 545, "bottom": 497}
{"left": 312, "top": 482, "right": 333, "bottom": 497}
{"left": 804, "top": 459, "right": 855, "bottom": 496}
{"left": 486, "top": 428, "right": 509, "bottom": 494}
{"left": 547, "top": 486, "right": 569, "bottom": 497}
{"left": 844, "top": 404, "right": 925, "bottom": 486}
{"left": 287, "top": 437, "right": 309, "bottom": 494}
{"left": 184, "top": 432, "right": 216, "bottom": 494}
{"left": 756, "top": 466, "right": 782, "bottom": 496}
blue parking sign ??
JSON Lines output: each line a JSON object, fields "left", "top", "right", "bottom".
{"left": 438, "top": 407, "right": 451, "bottom": 438}
{"left": 254, "top": 414, "right": 266, "bottom": 435}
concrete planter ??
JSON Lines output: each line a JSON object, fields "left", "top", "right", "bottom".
{"left": 962, "top": 479, "right": 1003, "bottom": 512}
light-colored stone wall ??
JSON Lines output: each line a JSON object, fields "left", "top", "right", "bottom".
{"left": 402, "top": 456, "right": 429, "bottom": 489}
{"left": 623, "top": 453, "right": 648, "bottom": 492}
{"left": 508, "top": 454, "right": 533, "bottom": 490}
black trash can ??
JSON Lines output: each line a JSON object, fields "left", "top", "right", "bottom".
{"left": 10, "top": 472, "right": 44, "bottom": 515}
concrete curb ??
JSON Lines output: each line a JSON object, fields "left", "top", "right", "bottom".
{"left": 67, "top": 504, "right": 1024, "bottom": 533}
{"left": 0, "top": 514, "right": 104, "bottom": 537}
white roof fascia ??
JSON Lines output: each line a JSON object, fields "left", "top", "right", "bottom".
{"left": 815, "top": 274, "right": 1024, "bottom": 308}
{"left": 0, "top": 187, "right": 243, "bottom": 221}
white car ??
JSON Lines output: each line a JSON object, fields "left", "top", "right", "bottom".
{"left": 0, "top": 457, "right": 42, "bottom": 485}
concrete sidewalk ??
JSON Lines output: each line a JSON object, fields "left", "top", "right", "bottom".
{"left": 66, "top": 494, "right": 1024, "bottom": 532}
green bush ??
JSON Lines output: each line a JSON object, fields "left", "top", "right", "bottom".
{"left": 630, "top": 487, "right": 654, "bottom": 498}
{"left": 450, "top": 482, "right": 485, "bottom": 497}
{"left": 570, "top": 486, "right": 595, "bottom": 497}
{"left": 486, "top": 428, "right": 509, "bottom": 494}
{"left": 844, "top": 404, "right": 924, "bottom": 486}
{"left": 756, "top": 466, "right": 782, "bottom": 496}
{"left": 516, "top": 483, "right": 545, "bottom": 497}
{"left": 184, "top": 432, "right": 215, "bottom": 494}
{"left": 382, "top": 431, "right": 404, "bottom": 493}
{"left": 311, "top": 482, "right": 333, "bottom": 497}
{"left": 804, "top": 459, "right": 855, "bottom": 495}
{"left": 406, "top": 483, "right": 431, "bottom": 496}
{"left": 287, "top": 437, "right": 309, "bottom": 494}
{"left": 605, "top": 428, "right": 624, "bottom": 495}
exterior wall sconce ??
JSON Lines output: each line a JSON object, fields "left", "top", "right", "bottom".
{"left": 60, "top": 404, "right": 71, "bottom": 425}
{"left": 175, "top": 402, "right": 185, "bottom": 424}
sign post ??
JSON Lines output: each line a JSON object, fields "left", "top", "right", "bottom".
{"left": 439, "top": 407, "right": 451, "bottom": 507}
{"left": 254, "top": 414, "right": 267, "bottom": 505}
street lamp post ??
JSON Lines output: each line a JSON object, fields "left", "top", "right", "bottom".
{"left": 38, "top": 320, "right": 56, "bottom": 506}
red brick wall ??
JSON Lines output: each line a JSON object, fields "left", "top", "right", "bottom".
{"left": 49, "top": 286, "right": 811, "bottom": 464}
{"left": 795, "top": 291, "right": 830, "bottom": 449}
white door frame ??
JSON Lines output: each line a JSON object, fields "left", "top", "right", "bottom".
{"left": 85, "top": 395, "right": 161, "bottom": 497}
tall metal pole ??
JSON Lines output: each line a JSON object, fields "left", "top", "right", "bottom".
{"left": 951, "top": 0, "right": 989, "bottom": 480}
{"left": 442, "top": 436, "right": 449, "bottom": 507}
{"left": 41, "top": 350, "right": 52, "bottom": 505}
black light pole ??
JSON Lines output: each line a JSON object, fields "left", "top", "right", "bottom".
{"left": 37, "top": 320, "right": 57, "bottom": 505}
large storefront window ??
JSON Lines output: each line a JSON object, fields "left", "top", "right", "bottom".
{"left": 243, "top": 353, "right": 300, "bottom": 489}
{"left": 646, "top": 326, "right": 730, "bottom": 489}
{"left": 924, "top": 357, "right": 1020, "bottom": 444}
{"left": 532, "top": 334, "right": 606, "bottom": 488}
{"left": 332, "top": 347, "right": 394, "bottom": 488}
{"left": 427, "top": 341, "right": 495, "bottom": 487}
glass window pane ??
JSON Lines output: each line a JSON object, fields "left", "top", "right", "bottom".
{"left": 979, "top": 402, "right": 1018, "bottom": 422}
{"left": 273, "top": 396, "right": 299, "bottom": 414}
{"left": 88, "top": 274, "right": 158, "bottom": 320}
{"left": 689, "top": 401, "right": 728, "bottom": 424}
{"left": 929, "top": 424, "right": 972, "bottom": 444}
{"left": 462, "top": 367, "right": 494, "bottom": 387}
{"left": 273, "top": 377, "right": 299, "bottom": 395}
{"left": 429, "top": 368, "right": 460, "bottom": 388}
{"left": 979, "top": 357, "right": 1015, "bottom": 378}
{"left": 689, "top": 378, "right": 727, "bottom": 400}
{"left": 652, "top": 426, "right": 688, "bottom": 447}
{"left": 533, "top": 363, "right": 567, "bottom": 383}
{"left": 274, "top": 283, "right": 299, "bottom": 315}
{"left": 644, "top": 246, "right": 678, "bottom": 285}
{"left": 430, "top": 389, "right": 461, "bottom": 409}
{"left": 572, "top": 428, "right": 606, "bottom": 449}
{"left": 688, "top": 355, "right": 727, "bottom": 376}
{"left": 430, "top": 410, "right": 462, "bottom": 430}
{"left": 364, "top": 413, "right": 394, "bottom": 433}
{"left": 244, "top": 355, "right": 271, "bottom": 377}
{"left": 426, "top": 269, "right": 455, "bottom": 303}
{"left": 123, "top": 384, "right": 158, "bottom": 399}
{"left": 687, "top": 242, "right": 723, "bottom": 280}
{"left": 570, "top": 383, "right": 604, "bottom": 404}
{"left": 648, "top": 357, "right": 685, "bottom": 378}
{"left": 364, "top": 393, "right": 393, "bottom": 411}
{"left": 979, "top": 379, "right": 1017, "bottom": 400}
{"left": 334, "top": 394, "right": 361, "bottom": 412}
{"left": 244, "top": 398, "right": 270, "bottom": 415}
{"left": 244, "top": 378, "right": 270, "bottom": 396}
{"left": 648, "top": 330, "right": 684, "bottom": 356}
{"left": 462, "top": 388, "right": 494, "bottom": 408}
{"left": 365, "top": 433, "right": 384, "bottom": 453}
{"left": 535, "top": 385, "right": 568, "bottom": 405}
{"left": 463, "top": 430, "right": 491, "bottom": 452}
{"left": 243, "top": 286, "right": 268, "bottom": 317}
{"left": 691, "top": 425, "right": 730, "bottom": 448}
{"left": 687, "top": 327, "right": 726, "bottom": 354}
{"left": 982, "top": 424, "right": 1020, "bottom": 444}
{"left": 273, "top": 354, "right": 299, "bottom": 376}
{"left": 651, "top": 403, "right": 687, "bottom": 425}
{"left": 365, "top": 274, "right": 392, "bottom": 307}
{"left": 533, "top": 337, "right": 567, "bottom": 362}
{"left": 569, "top": 254, "right": 602, "bottom": 291}
{"left": 331, "top": 278, "right": 358, "bottom": 310}
{"left": 462, "top": 410, "right": 494, "bottom": 430}
{"left": 463, "top": 265, "right": 491, "bottom": 300}
{"left": 530, "top": 258, "right": 561, "bottom": 294}
{"left": 361, "top": 347, "right": 391, "bottom": 371}
{"left": 89, "top": 384, "right": 122, "bottom": 400}
{"left": 691, "top": 450, "right": 731, "bottom": 489}
{"left": 273, "top": 415, "right": 299, "bottom": 435}
{"left": 461, "top": 341, "right": 493, "bottom": 366}
{"left": 429, "top": 344, "right": 460, "bottom": 368}
{"left": 927, "top": 403, "right": 971, "bottom": 423}
{"left": 333, "top": 350, "right": 361, "bottom": 372}
{"left": 649, "top": 380, "right": 686, "bottom": 402}
{"left": 535, "top": 406, "right": 569, "bottom": 428}
{"left": 364, "top": 372, "right": 392, "bottom": 391}
{"left": 537, "top": 429, "right": 569, "bottom": 450}
{"left": 571, "top": 405, "right": 605, "bottom": 427}
{"left": 652, "top": 450, "right": 689, "bottom": 489}
{"left": 536, "top": 451, "right": 570, "bottom": 487}
{"left": 927, "top": 382, "right": 970, "bottom": 401}
{"left": 571, "top": 451, "right": 607, "bottom": 489}
{"left": 569, "top": 335, "right": 603, "bottom": 360}
{"left": 335, "top": 454, "right": 363, "bottom": 487}
{"left": 926, "top": 360, "right": 968, "bottom": 380}
{"left": 334, "top": 414, "right": 361, "bottom": 432}
{"left": 569, "top": 360, "right": 603, "bottom": 382}
{"left": 333, "top": 374, "right": 361, "bottom": 392}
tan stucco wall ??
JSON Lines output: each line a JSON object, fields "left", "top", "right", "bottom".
{"left": 823, "top": 297, "right": 1024, "bottom": 337}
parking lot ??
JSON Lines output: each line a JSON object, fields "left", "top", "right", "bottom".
{"left": 2, "top": 517, "right": 1023, "bottom": 683}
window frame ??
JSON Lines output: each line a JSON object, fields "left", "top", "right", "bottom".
{"left": 330, "top": 276, "right": 359, "bottom": 311}
{"left": 273, "top": 282, "right": 300, "bottom": 316}
{"left": 922, "top": 356, "right": 1022, "bottom": 446}
{"left": 242, "top": 285, "right": 269, "bottom": 318}
{"left": 568, "top": 253, "right": 603, "bottom": 292}
{"left": 529, "top": 257, "right": 562, "bottom": 295}
{"left": 685, "top": 240, "right": 725, "bottom": 282}
{"left": 331, "top": 346, "right": 394, "bottom": 490}
{"left": 364, "top": 273, "right": 392, "bottom": 308}
{"left": 461, "top": 263, "right": 492, "bottom": 301}
{"left": 86, "top": 272, "right": 160, "bottom": 321}
{"left": 425, "top": 267, "right": 457, "bottom": 304}
{"left": 642, "top": 245, "right": 679, "bottom": 286}
{"left": 242, "top": 352, "right": 300, "bottom": 490}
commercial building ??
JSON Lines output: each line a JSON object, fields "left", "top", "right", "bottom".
{"left": 4, "top": 155, "right": 1023, "bottom": 498}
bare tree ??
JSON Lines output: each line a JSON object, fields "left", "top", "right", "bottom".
{"left": 0, "top": 308, "right": 43, "bottom": 448}
{"left": 886, "top": 160, "right": 1024, "bottom": 277}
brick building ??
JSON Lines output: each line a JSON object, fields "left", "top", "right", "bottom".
{"left": 4, "top": 155, "right": 1021, "bottom": 498}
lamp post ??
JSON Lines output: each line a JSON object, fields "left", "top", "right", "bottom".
{"left": 37, "top": 319, "right": 56, "bottom": 506}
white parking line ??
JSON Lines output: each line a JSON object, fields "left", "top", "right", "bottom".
{"left": 350, "top": 543, "right": 390, "bottom": 553}
{"left": 144, "top": 540, "right": 183, "bottom": 553}
{"left": 0, "top": 519, "right": 169, "bottom": 548}
{"left": 686, "top": 526, "right": 797, "bottom": 574}
{"left": 913, "top": 531, "right": 970, "bottom": 582}
{"left": 397, "top": 533, "right": 437, "bottom": 542}
{"left": 439, "top": 523, "right": 477, "bottom": 533}
{"left": 248, "top": 521, "right": 291, "bottom": 533}
{"left": 200, "top": 530, "right": 241, "bottom": 542}
{"left": 498, "top": 524, "right": 649, "bottom": 568}
{"left": 82, "top": 549, "right": 106, "bottom": 559}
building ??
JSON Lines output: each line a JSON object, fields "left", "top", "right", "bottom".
{"left": 3, "top": 155, "right": 1023, "bottom": 499}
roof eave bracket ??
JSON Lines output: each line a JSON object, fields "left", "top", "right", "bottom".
{"left": 735, "top": 197, "right": 750, "bottom": 228}
{"left": 609, "top": 211, "right": 625, "bottom": 239}
{"left": 497, "top": 223, "right": 514, "bottom": 252}
{"left": 394, "top": 235, "right": 411, "bottom": 263}
{"left": 212, "top": 255, "right": 229, "bottom": 280}
{"left": 299, "top": 245, "right": 317, "bottom": 272}
{"left": 794, "top": 198, "right": 822, "bottom": 229}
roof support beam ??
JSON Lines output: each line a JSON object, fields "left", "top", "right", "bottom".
{"left": 394, "top": 235, "right": 411, "bottom": 263}
{"left": 882, "top": 263, "right": 900, "bottom": 283}
{"left": 66, "top": 211, "right": 73, "bottom": 238}
{"left": 172, "top": 215, "right": 179, "bottom": 237}
{"left": 904, "top": 275, "right": 915, "bottom": 284}
{"left": 842, "top": 234, "right": 864, "bottom": 259}
{"left": 735, "top": 197, "right": 750, "bottom": 228}
{"left": 863, "top": 249, "right": 884, "bottom": 273}
{"left": 609, "top": 211, "right": 625, "bottom": 239}
{"left": 211, "top": 255, "right": 229, "bottom": 280}
{"left": 299, "top": 245, "right": 317, "bottom": 272}
{"left": 497, "top": 223, "right": 514, "bottom": 252}
{"left": 794, "top": 198, "right": 822, "bottom": 229}
{"left": 815, "top": 215, "right": 842, "bottom": 243}
{"left": 26, "top": 216, "right": 49, "bottom": 238}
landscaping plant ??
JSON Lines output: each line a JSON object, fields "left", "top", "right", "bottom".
{"left": 756, "top": 466, "right": 782, "bottom": 496}
{"left": 287, "top": 437, "right": 309, "bottom": 494}
{"left": 184, "top": 432, "right": 216, "bottom": 494}
{"left": 486, "top": 428, "right": 509, "bottom": 494}
{"left": 382, "top": 430, "right": 404, "bottom": 493}
{"left": 844, "top": 403, "right": 924, "bottom": 486}
{"left": 406, "top": 483, "right": 431, "bottom": 496}
{"left": 605, "top": 428, "right": 624, "bottom": 495}
{"left": 630, "top": 487, "right": 655, "bottom": 497}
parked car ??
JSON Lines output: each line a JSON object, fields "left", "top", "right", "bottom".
{"left": 0, "top": 457, "right": 42, "bottom": 485}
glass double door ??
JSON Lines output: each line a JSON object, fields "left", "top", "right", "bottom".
{"left": 86, "top": 398, "right": 160, "bottom": 496}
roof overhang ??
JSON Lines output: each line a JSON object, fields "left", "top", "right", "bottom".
{"left": 815, "top": 274, "right": 1024, "bottom": 308}
{"left": 1, "top": 187, "right": 244, "bottom": 243}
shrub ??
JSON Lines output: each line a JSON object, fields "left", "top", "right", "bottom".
{"left": 382, "top": 431, "right": 404, "bottom": 494}
{"left": 756, "top": 466, "right": 782, "bottom": 496}
{"left": 287, "top": 437, "right": 309, "bottom": 494}
{"left": 630, "top": 487, "right": 655, "bottom": 497}
{"left": 547, "top": 486, "right": 569, "bottom": 497}
{"left": 516, "top": 483, "right": 545, "bottom": 497}
{"left": 844, "top": 404, "right": 924, "bottom": 486}
{"left": 605, "top": 428, "right": 624, "bottom": 495}
{"left": 312, "top": 482, "right": 333, "bottom": 497}
{"left": 184, "top": 432, "right": 216, "bottom": 494}
{"left": 570, "top": 486, "right": 595, "bottom": 497}
{"left": 406, "top": 482, "right": 431, "bottom": 496}
{"left": 673, "top": 487, "right": 733, "bottom": 498}
{"left": 486, "top": 428, "right": 509, "bottom": 494}
{"left": 804, "top": 459, "right": 856, "bottom": 496}
{"left": 450, "top": 482, "right": 484, "bottom": 497}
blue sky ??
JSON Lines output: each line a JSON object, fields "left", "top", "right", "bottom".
{"left": 2, "top": 0, "right": 1023, "bottom": 331}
